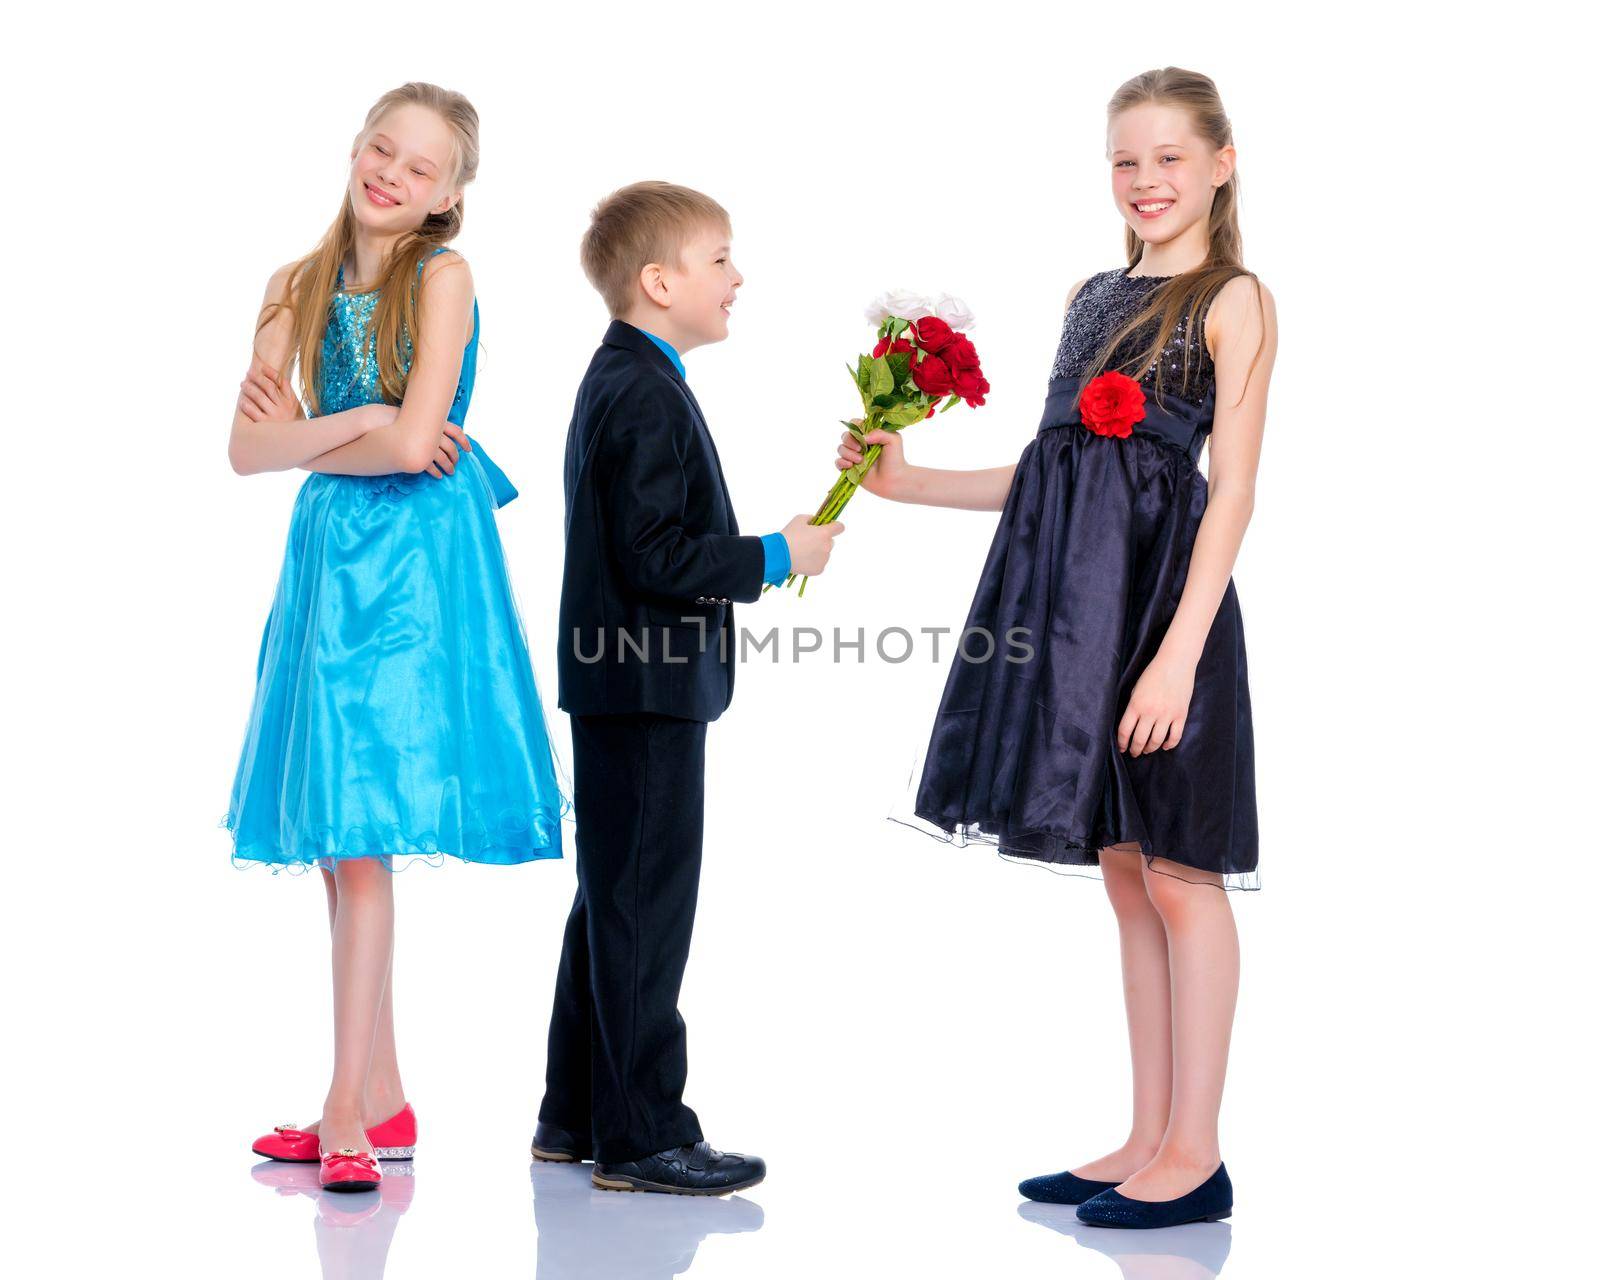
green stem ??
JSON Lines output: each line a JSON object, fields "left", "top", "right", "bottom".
{"left": 811, "top": 474, "right": 848, "bottom": 523}
{"left": 788, "top": 441, "right": 885, "bottom": 593}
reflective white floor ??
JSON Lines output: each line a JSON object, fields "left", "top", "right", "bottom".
{"left": 236, "top": 1157, "right": 1237, "bottom": 1280}
{"left": 19, "top": 815, "right": 1589, "bottom": 1279}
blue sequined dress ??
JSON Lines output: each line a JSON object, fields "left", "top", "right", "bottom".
{"left": 225, "top": 248, "right": 567, "bottom": 871}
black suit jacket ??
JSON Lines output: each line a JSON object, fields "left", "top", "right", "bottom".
{"left": 556, "top": 320, "right": 766, "bottom": 723}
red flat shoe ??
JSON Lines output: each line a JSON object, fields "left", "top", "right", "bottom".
{"left": 367, "top": 1103, "right": 418, "bottom": 1160}
{"left": 252, "top": 1122, "right": 320, "bottom": 1163}
{"left": 320, "top": 1146, "right": 382, "bottom": 1193}
{"left": 251, "top": 1103, "right": 418, "bottom": 1163}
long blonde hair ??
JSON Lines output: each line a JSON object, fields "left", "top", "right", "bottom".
{"left": 261, "top": 82, "right": 480, "bottom": 414}
{"left": 1081, "top": 67, "right": 1266, "bottom": 409}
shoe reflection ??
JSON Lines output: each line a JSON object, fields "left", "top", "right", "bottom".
{"left": 1018, "top": 1201, "right": 1232, "bottom": 1280}
{"left": 530, "top": 1161, "right": 764, "bottom": 1279}
{"left": 251, "top": 1160, "right": 416, "bottom": 1279}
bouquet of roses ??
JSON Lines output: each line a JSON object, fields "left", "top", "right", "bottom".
{"left": 774, "top": 290, "right": 990, "bottom": 594}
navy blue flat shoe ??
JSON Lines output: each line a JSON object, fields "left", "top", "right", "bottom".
{"left": 1075, "top": 1162, "right": 1232, "bottom": 1228}
{"left": 1019, "top": 1169, "right": 1121, "bottom": 1205}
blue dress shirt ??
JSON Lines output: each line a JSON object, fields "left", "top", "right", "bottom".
{"left": 636, "top": 327, "right": 790, "bottom": 587}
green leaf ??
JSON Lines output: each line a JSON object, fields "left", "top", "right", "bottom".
{"left": 887, "top": 316, "right": 910, "bottom": 339}
{"left": 881, "top": 404, "right": 923, "bottom": 427}
{"left": 939, "top": 394, "right": 962, "bottom": 413}
{"left": 854, "top": 356, "right": 877, "bottom": 412}
{"left": 868, "top": 355, "right": 894, "bottom": 399}
{"left": 886, "top": 352, "right": 911, "bottom": 384}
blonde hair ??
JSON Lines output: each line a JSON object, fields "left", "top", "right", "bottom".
{"left": 1081, "top": 67, "right": 1266, "bottom": 409}
{"left": 261, "top": 82, "right": 480, "bottom": 414}
{"left": 580, "top": 181, "right": 731, "bottom": 317}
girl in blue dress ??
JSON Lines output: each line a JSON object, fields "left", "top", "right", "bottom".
{"left": 224, "top": 82, "right": 565, "bottom": 1189}
{"left": 839, "top": 69, "right": 1276, "bottom": 1227}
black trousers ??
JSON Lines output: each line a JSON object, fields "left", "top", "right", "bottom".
{"left": 539, "top": 711, "right": 708, "bottom": 1163}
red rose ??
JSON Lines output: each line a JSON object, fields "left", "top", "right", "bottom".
{"left": 1078, "top": 370, "right": 1146, "bottom": 438}
{"left": 953, "top": 368, "right": 989, "bottom": 406}
{"left": 944, "top": 334, "right": 982, "bottom": 372}
{"left": 871, "top": 336, "right": 914, "bottom": 359}
{"left": 912, "top": 316, "right": 957, "bottom": 355}
{"left": 911, "top": 352, "right": 955, "bottom": 395}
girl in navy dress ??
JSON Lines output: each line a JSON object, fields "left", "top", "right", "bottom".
{"left": 224, "top": 82, "right": 565, "bottom": 1191}
{"left": 839, "top": 68, "right": 1276, "bottom": 1228}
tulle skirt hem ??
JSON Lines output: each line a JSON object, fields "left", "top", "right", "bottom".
{"left": 894, "top": 420, "right": 1259, "bottom": 892}
{"left": 888, "top": 809, "right": 1260, "bottom": 892}
{"left": 220, "top": 806, "right": 566, "bottom": 876}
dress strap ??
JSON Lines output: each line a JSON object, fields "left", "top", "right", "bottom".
{"left": 418, "top": 245, "right": 455, "bottom": 277}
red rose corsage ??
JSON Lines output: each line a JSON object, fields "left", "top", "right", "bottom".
{"left": 1079, "top": 370, "right": 1147, "bottom": 438}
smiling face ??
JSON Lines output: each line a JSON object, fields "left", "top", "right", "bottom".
{"left": 347, "top": 103, "right": 461, "bottom": 233}
{"left": 657, "top": 222, "right": 742, "bottom": 351}
{"left": 1107, "top": 102, "right": 1234, "bottom": 252}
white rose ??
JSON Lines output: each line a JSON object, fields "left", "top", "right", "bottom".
{"left": 932, "top": 293, "right": 976, "bottom": 331}
{"left": 867, "top": 289, "right": 933, "bottom": 326}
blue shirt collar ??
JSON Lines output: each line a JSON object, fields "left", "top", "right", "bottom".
{"left": 634, "top": 326, "right": 686, "bottom": 379}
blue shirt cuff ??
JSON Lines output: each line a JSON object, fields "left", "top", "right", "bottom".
{"left": 760, "top": 532, "right": 791, "bottom": 586}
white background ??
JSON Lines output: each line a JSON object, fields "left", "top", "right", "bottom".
{"left": 4, "top": 3, "right": 1595, "bottom": 1277}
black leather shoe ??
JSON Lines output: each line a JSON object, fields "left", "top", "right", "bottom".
{"left": 1076, "top": 1162, "right": 1233, "bottom": 1228}
{"left": 1018, "top": 1169, "right": 1120, "bottom": 1205}
{"left": 530, "top": 1121, "right": 593, "bottom": 1163}
{"left": 592, "top": 1141, "right": 766, "bottom": 1196}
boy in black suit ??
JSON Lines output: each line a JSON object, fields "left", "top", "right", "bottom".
{"left": 532, "top": 181, "right": 841, "bottom": 1195}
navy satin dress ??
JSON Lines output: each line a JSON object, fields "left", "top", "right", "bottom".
{"left": 909, "top": 268, "right": 1258, "bottom": 889}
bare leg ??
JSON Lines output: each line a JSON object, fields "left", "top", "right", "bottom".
{"left": 1069, "top": 844, "right": 1173, "bottom": 1181}
{"left": 319, "top": 857, "right": 395, "bottom": 1154}
{"left": 322, "top": 864, "right": 339, "bottom": 927}
{"left": 1114, "top": 857, "right": 1239, "bottom": 1200}
{"left": 299, "top": 869, "right": 406, "bottom": 1137}
{"left": 365, "top": 947, "right": 407, "bottom": 1124}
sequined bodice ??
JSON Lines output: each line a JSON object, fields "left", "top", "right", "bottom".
{"left": 316, "top": 255, "right": 476, "bottom": 423}
{"left": 1048, "top": 268, "right": 1215, "bottom": 408}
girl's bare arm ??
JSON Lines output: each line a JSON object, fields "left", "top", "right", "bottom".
{"left": 300, "top": 253, "right": 474, "bottom": 477}
{"left": 227, "top": 264, "right": 385, "bottom": 475}
{"left": 1154, "top": 274, "right": 1278, "bottom": 671}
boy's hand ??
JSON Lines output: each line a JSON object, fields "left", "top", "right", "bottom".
{"left": 836, "top": 420, "right": 909, "bottom": 499}
{"left": 782, "top": 513, "right": 844, "bottom": 576}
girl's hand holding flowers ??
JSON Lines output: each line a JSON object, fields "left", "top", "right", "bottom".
{"left": 836, "top": 419, "right": 909, "bottom": 499}
{"left": 778, "top": 290, "right": 989, "bottom": 594}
